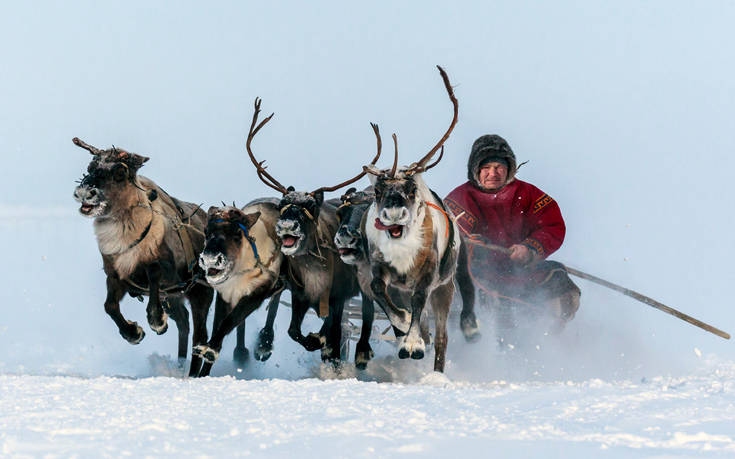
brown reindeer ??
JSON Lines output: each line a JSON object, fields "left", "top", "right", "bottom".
{"left": 191, "top": 202, "right": 285, "bottom": 375}
{"left": 72, "top": 138, "right": 213, "bottom": 377}
{"left": 362, "top": 66, "right": 479, "bottom": 372}
{"left": 243, "top": 98, "right": 382, "bottom": 361}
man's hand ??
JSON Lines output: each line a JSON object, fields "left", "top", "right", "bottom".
{"left": 509, "top": 244, "right": 535, "bottom": 265}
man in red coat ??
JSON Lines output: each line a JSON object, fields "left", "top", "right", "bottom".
{"left": 445, "top": 134, "right": 580, "bottom": 332}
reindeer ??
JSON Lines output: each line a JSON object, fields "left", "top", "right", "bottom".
{"left": 243, "top": 98, "right": 382, "bottom": 361}
{"left": 333, "top": 185, "right": 385, "bottom": 369}
{"left": 361, "top": 66, "right": 480, "bottom": 372}
{"left": 334, "top": 181, "right": 479, "bottom": 370}
{"left": 72, "top": 138, "right": 213, "bottom": 377}
{"left": 191, "top": 202, "right": 286, "bottom": 376}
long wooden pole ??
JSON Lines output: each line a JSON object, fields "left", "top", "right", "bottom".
{"left": 465, "top": 238, "right": 730, "bottom": 340}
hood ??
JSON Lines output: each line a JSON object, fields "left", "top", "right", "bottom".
{"left": 467, "top": 134, "right": 517, "bottom": 191}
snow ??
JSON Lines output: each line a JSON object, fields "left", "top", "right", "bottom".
{"left": 1, "top": 215, "right": 733, "bottom": 457}
{"left": 3, "top": 2, "right": 735, "bottom": 457}
{"left": 1, "top": 361, "right": 734, "bottom": 457}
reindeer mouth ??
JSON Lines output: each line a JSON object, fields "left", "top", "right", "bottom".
{"left": 281, "top": 235, "right": 300, "bottom": 248}
{"left": 199, "top": 253, "right": 234, "bottom": 285}
{"left": 207, "top": 267, "right": 223, "bottom": 277}
{"left": 375, "top": 218, "right": 404, "bottom": 239}
{"left": 79, "top": 202, "right": 105, "bottom": 217}
{"left": 338, "top": 247, "right": 357, "bottom": 256}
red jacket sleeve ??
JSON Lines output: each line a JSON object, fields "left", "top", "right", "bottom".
{"left": 521, "top": 189, "right": 566, "bottom": 258}
{"left": 445, "top": 184, "right": 479, "bottom": 236}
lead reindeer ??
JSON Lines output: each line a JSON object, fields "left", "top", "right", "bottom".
{"left": 192, "top": 202, "right": 286, "bottom": 375}
{"left": 72, "top": 138, "right": 213, "bottom": 377}
{"left": 362, "top": 66, "right": 479, "bottom": 372}
{"left": 244, "top": 98, "right": 382, "bottom": 361}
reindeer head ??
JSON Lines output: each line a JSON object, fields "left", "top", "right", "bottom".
{"left": 72, "top": 137, "right": 150, "bottom": 218}
{"left": 364, "top": 66, "right": 457, "bottom": 241}
{"left": 334, "top": 187, "right": 374, "bottom": 264}
{"left": 199, "top": 206, "right": 261, "bottom": 285}
{"left": 243, "top": 98, "right": 382, "bottom": 257}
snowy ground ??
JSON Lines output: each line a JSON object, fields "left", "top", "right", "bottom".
{"left": 1, "top": 210, "right": 734, "bottom": 458}
{"left": 2, "top": 360, "right": 735, "bottom": 458}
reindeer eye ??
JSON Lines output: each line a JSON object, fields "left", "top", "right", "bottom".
{"left": 112, "top": 164, "right": 127, "bottom": 182}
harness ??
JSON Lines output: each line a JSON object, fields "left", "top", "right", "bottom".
{"left": 122, "top": 184, "right": 206, "bottom": 296}
{"left": 212, "top": 218, "right": 262, "bottom": 266}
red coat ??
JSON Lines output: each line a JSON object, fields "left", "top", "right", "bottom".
{"left": 445, "top": 179, "right": 567, "bottom": 297}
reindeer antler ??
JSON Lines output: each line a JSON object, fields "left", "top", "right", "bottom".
{"left": 312, "top": 122, "right": 383, "bottom": 194}
{"left": 423, "top": 145, "right": 444, "bottom": 172}
{"left": 244, "top": 98, "right": 288, "bottom": 195}
{"left": 405, "top": 65, "right": 458, "bottom": 175}
{"left": 72, "top": 137, "right": 102, "bottom": 156}
{"left": 389, "top": 133, "right": 399, "bottom": 177}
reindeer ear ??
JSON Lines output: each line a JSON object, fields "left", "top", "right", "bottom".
{"left": 128, "top": 153, "right": 149, "bottom": 170}
{"left": 240, "top": 211, "right": 261, "bottom": 229}
{"left": 312, "top": 190, "right": 324, "bottom": 206}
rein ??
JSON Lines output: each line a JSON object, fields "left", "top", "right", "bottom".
{"left": 425, "top": 200, "right": 450, "bottom": 242}
{"left": 212, "top": 218, "right": 262, "bottom": 266}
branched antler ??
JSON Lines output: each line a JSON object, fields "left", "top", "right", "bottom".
{"left": 405, "top": 65, "right": 458, "bottom": 175}
{"left": 389, "top": 133, "right": 399, "bottom": 177}
{"left": 423, "top": 145, "right": 444, "bottom": 172}
{"left": 311, "top": 122, "right": 383, "bottom": 194}
{"left": 72, "top": 137, "right": 102, "bottom": 156}
{"left": 244, "top": 98, "right": 287, "bottom": 195}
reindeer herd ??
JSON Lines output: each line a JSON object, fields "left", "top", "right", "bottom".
{"left": 73, "top": 66, "right": 480, "bottom": 378}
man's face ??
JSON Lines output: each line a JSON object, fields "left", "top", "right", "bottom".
{"left": 479, "top": 161, "right": 508, "bottom": 190}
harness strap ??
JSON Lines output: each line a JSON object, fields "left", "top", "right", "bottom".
{"left": 425, "top": 201, "right": 450, "bottom": 242}
{"left": 237, "top": 222, "right": 261, "bottom": 264}
{"left": 127, "top": 212, "right": 153, "bottom": 250}
{"left": 280, "top": 203, "right": 315, "bottom": 221}
{"left": 212, "top": 218, "right": 263, "bottom": 267}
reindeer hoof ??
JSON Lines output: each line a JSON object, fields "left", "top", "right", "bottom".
{"left": 303, "top": 332, "right": 323, "bottom": 351}
{"left": 398, "top": 336, "right": 425, "bottom": 360}
{"left": 148, "top": 312, "right": 169, "bottom": 335}
{"left": 233, "top": 346, "right": 249, "bottom": 366}
{"left": 121, "top": 321, "right": 145, "bottom": 344}
{"left": 411, "top": 349, "right": 424, "bottom": 360}
{"left": 354, "top": 346, "right": 374, "bottom": 370}
{"left": 254, "top": 346, "right": 272, "bottom": 362}
{"left": 254, "top": 329, "right": 274, "bottom": 361}
{"left": 461, "top": 315, "right": 481, "bottom": 342}
{"left": 320, "top": 344, "right": 339, "bottom": 362}
{"left": 192, "top": 344, "right": 219, "bottom": 363}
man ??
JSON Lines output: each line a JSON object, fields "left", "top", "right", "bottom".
{"left": 445, "top": 134, "right": 580, "bottom": 332}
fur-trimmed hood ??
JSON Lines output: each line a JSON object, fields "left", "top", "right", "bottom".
{"left": 467, "top": 135, "right": 517, "bottom": 191}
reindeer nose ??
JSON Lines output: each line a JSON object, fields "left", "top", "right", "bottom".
{"left": 380, "top": 207, "right": 409, "bottom": 223}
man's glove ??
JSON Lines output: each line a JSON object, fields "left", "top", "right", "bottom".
{"left": 509, "top": 244, "right": 537, "bottom": 265}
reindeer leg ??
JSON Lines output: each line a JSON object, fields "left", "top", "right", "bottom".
{"left": 400, "top": 272, "right": 434, "bottom": 360}
{"left": 321, "top": 296, "right": 346, "bottom": 362}
{"left": 104, "top": 274, "right": 145, "bottom": 344}
{"left": 255, "top": 290, "right": 282, "bottom": 361}
{"left": 165, "top": 296, "right": 190, "bottom": 367}
{"left": 288, "top": 296, "right": 322, "bottom": 351}
{"left": 194, "top": 293, "right": 226, "bottom": 376}
{"left": 430, "top": 280, "right": 453, "bottom": 372}
{"left": 355, "top": 291, "right": 375, "bottom": 370}
{"left": 233, "top": 322, "right": 249, "bottom": 366}
{"left": 145, "top": 262, "right": 168, "bottom": 335}
{"left": 186, "top": 283, "right": 213, "bottom": 378}
{"left": 193, "top": 288, "right": 271, "bottom": 368}
{"left": 457, "top": 239, "right": 480, "bottom": 342}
